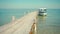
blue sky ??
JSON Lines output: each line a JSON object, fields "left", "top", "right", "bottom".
{"left": 0, "top": 0, "right": 60, "bottom": 9}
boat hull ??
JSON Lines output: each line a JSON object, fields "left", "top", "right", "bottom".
{"left": 38, "top": 13, "right": 47, "bottom": 16}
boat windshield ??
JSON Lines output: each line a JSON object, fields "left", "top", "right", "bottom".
{"left": 39, "top": 9, "right": 47, "bottom": 13}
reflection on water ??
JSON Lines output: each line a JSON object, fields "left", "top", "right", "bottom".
{"left": 37, "top": 16, "right": 60, "bottom": 34}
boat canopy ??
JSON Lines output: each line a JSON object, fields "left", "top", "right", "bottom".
{"left": 39, "top": 8, "right": 47, "bottom": 13}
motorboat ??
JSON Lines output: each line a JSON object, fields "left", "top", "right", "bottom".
{"left": 38, "top": 8, "right": 47, "bottom": 16}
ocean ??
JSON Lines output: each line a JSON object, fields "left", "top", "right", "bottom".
{"left": 37, "top": 9, "right": 60, "bottom": 34}
{"left": 0, "top": 9, "right": 60, "bottom": 34}
{"left": 0, "top": 9, "right": 35, "bottom": 26}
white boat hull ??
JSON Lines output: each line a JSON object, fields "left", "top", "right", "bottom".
{"left": 38, "top": 13, "right": 47, "bottom": 16}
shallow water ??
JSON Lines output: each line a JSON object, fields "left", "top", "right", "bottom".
{"left": 0, "top": 9, "right": 36, "bottom": 26}
{"left": 37, "top": 9, "right": 60, "bottom": 34}
{"left": 0, "top": 9, "right": 60, "bottom": 34}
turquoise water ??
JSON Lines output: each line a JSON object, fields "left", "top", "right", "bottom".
{"left": 0, "top": 9, "right": 60, "bottom": 34}
{"left": 37, "top": 9, "right": 60, "bottom": 34}
{"left": 0, "top": 9, "right": 36, "bottom": 26}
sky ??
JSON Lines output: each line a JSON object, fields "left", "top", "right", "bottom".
{"left": 0, "top": 0, "right": 60, "bottom": 9}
